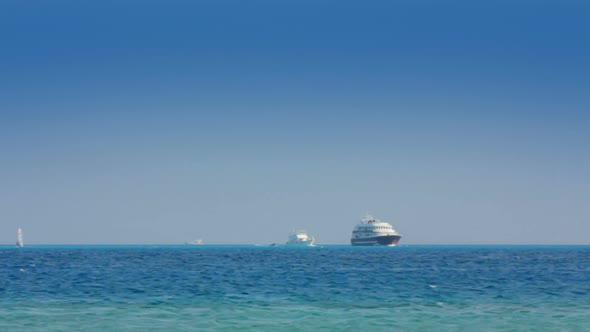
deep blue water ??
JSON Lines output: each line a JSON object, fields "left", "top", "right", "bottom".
{"left": 1, "top": 245, "right": 589, "bottom": 331}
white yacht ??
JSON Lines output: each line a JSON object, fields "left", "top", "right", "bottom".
{"left": 286, "top": 230, "right": 315, "bottom": 246}
{"left": 185, "top": 239, "right": 204, "bottom": 245}
{"left": 351, "top": 214, "right": 401, "bottom": 246}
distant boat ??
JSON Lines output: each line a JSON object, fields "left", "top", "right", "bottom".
{"left": 286, "top": 230, "right": 315, "bottom": 246}
{"left": 351, "top": 214, "right": 401, "bottom": 246}
{"left": 16, "top": 228, "right": 24, "bottom": 247}
{"left": 185, "top": 239, "right": 204, "bottom": 245}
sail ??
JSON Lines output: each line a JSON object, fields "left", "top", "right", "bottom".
{"left": 16, "top": 228, "right": 23, "bottom": 247}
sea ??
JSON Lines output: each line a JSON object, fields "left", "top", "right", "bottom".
{"left": 1, "top": 245, "right": 589, "bottom": 331}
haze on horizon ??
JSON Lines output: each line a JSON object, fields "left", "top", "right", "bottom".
{"left": 1, "top": 0, "right": 588, "bottom": 245}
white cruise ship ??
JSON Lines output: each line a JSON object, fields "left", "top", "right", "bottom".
{"left": 286, "top": 231, "right": 315, "bottom": 246}
{"left": 351, "top": 214, "right": 401, "bottom": 246}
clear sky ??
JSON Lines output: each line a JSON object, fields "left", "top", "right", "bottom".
{"left": 1, "top": 0, "right": 589, "bottom": 245}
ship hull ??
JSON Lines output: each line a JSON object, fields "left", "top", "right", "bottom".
{"left": 351, "top": 235, "right": 401, "bottom": 246}
{"left": 286, "top": 239, "right": 315, "bottom": 246}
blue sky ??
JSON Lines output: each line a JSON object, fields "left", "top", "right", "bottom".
{"left": 1, "top": 0, "right": 589, "bottom": 244}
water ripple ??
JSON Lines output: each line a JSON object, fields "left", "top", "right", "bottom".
{"left": 0, "top": 245, "right": 589, "bottom": 330}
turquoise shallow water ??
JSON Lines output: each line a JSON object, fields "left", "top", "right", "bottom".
{"left": 1, "top": 245, "right": 589, "bottom": 331}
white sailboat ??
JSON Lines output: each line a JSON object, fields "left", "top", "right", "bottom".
{"left": 16, "top": 228, "right": 24, "bottom": 247}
